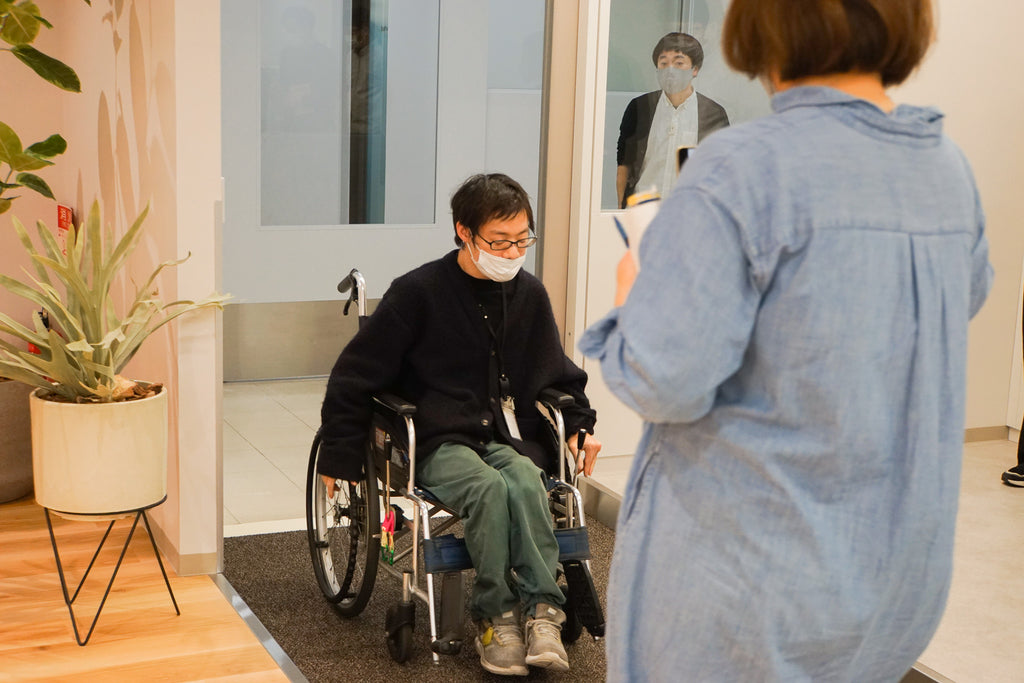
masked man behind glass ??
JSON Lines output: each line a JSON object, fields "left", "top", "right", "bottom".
{"left": 616, "top": 32, "right": 730, "bottom": 208}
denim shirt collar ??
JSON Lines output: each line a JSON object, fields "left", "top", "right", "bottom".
{"left": 771, "top": 86, "right": 944, "bottom": 144}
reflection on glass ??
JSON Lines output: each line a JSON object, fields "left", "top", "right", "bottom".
{"left": 602, "top": 0, "right": 771, "bottom": 210}
{"left": 616, "top": 32, "right": 729, "bottom": 208}
{"left": 259, "top": 0, "right": 438, "bottom": 226}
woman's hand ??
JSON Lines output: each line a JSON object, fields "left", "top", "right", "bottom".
{"left": 568, "top": 433, "right": 603, "bottom": 477}
{"left": 615, "top": 252, "right": 637, "bottom": 307}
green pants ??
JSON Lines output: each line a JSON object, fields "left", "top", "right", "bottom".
{"left": 417, "top": 441, "right": 564, "bottom": 620}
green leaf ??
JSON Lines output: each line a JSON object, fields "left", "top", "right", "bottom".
{"left": 31, "top": 14, "right": 53, "bottom": 30}
{"left": 0, "top": 360, "right": 58, "bottom": 395}
{"left": 65, "top": 338, "right": 93, "bottom": 354}
{"left": 0, "top": 198, "right": 11, "bottom": 214}
{"left": 0, "top": 271, "right": 85, "bottom": 346}
{"left": 11, "top": 44, "right": 81, "bottom": 92}
{"left": 9, "top": 152, "right": 53, "bottom": 171}
{"left": 0, "top": 1, "right": 41, "bottom": 45}
{"left": 0, "top": 310, "right": 44, "bottom": 347}
{"left": 0, "top": 120, "right": 24, "bottom": 164}
{"left": 15, "top": 172, "right": 53, "bottom": 198}
{"left": 13, "top": 216, "right": 50, "bottom": 286}
{"left": 0, "top": 181, "right": 19, "bottom": 189}
{"left": 25, "top": 134, "right": 66, "bottom": 157}
{"left": 98, "top": 202, "right": 149, "bottom": 294}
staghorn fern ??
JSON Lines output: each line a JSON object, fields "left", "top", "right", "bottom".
{"left": 0, "top": 200, "right": 229, "bottom": 402}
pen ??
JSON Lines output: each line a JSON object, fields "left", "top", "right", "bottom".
{"left": 613, "top": 216, "right": 629, "bottom": 248}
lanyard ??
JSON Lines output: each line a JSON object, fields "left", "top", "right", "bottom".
{"left": 477, "top": 284, "right": 512, "bottom": 400}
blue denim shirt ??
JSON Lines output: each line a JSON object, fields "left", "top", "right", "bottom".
{"left": 581, "top": 86, "right": 993, "bottom": 682}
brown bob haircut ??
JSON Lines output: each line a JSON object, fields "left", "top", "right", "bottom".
{"left": 722, "top": 0, "right": 934, "bottom": 87}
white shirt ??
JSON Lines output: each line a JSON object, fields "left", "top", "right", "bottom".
{"left": 636, "top": 90, "right": 699, "bottom": 197}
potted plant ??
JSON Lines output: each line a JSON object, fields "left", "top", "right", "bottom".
{"left": 1, "top": 0, "right": 87, "bottom": 502}
{"left": 0, "top": 201, "right": 228, "bottom": 517}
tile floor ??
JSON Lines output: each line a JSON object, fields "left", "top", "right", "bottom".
{"left": 223, "top": 379, "right": 1024, "bottom": 681}
{"left": 222, "top": 378, "right": 634, "bottom": 537}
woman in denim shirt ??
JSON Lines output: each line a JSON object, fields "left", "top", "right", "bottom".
{"left": 581, "top": 1, "right": 993, "bottom": 680}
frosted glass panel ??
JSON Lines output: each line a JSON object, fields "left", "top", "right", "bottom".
{"left": 258, "top": 0, "right": 438, "bottom": 226}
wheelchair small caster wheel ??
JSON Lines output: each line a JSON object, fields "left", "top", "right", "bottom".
{"left": 386, "top": 599, "right": 415, "bottom": 663}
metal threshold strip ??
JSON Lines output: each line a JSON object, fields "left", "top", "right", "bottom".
{"left": 212, "top": 573, "right": 308, "bottom": 682}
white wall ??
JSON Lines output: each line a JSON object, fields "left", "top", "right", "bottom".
{"left": 893, "top": 0, "right": 1024, "bottom": 430}
{"left": 1010, "top": 267, "right": 1023, "bottom": 428}
{"left": 174, "top": 0, "right": 224, "bottom": 573}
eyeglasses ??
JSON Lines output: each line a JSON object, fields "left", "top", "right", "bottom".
{"left": 474, "top": 234, "right": 539, "bottom": 251}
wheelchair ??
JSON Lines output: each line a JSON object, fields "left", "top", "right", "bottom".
{"left": 305, "top": 268, "right": 605, "bottom": 664}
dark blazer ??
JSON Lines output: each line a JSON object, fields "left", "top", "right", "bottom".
{"left": 617, "top": 90, "right": 730, "bottom": 206}
{"left": 318, "top": 251, "right": 597, "bottom": 481}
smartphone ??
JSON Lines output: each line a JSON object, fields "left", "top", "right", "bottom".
{"left": 677, "top": 145, "right": 693, "bottom": 173}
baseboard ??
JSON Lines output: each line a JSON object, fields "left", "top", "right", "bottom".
{"left": 900, "top": 662, "right": 954, "bottom": 683}
{"left": 148, "top": 517, "right": 219, "bottom": 576}
{"left": 580, "top": 477, "right": 621, "bottom": 531}
{"left": 223, "top": 299, "right": 378, "bottom": 380}
{"left": 964, "top": 426, "right": 1010, "bottom": 442}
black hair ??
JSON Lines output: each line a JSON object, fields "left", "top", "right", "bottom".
{"left": 652, "top": 32, "right": 705, "bottom": 70}
{"left": 450, "top": 173, "right": 535, "bottom": 247}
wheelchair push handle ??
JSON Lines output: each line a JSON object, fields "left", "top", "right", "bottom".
{"left": 338, "top": 268, "right": 367, "bottom": 317}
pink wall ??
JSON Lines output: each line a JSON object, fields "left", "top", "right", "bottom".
{"left": 0, "top": 5, "right": 66, "bottom": 333}
{"left": 2, "top": 0, "right": 214, "bottom": 566}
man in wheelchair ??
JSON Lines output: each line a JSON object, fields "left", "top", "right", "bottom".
{"left": 318, "top": 173, "right": 602, "bottom": 676}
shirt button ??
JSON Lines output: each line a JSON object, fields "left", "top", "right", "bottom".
{"left": 481, "top": 418, "right": 490, "bottom": 427}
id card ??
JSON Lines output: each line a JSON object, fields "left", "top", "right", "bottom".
{"left": 501, "top": 396, "right": 522, "bottom": 440}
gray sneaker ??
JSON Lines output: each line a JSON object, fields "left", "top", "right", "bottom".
{"left": 525, "top": 602, "right": 569, "bottom": 671}
{"left": 475, "top": 610, "right": 528, "bottom": 676}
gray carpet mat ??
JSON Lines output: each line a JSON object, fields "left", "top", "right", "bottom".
{"left": 223, "top": 520, "right": 613, "bottom": 682}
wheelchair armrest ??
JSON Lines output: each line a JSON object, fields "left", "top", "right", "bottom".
{"left": 537, "top": 387, "right": 575, "bottom": 410}
{"left": 373, "top": 393, "right": 417, "bottom": 417}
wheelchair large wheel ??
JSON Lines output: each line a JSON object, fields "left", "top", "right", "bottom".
{"left": 306, "top": 433, "right": 380, "bottom": 616}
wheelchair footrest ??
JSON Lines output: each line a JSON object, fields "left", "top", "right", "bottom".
{"left": 554, "top": 527, "right": 591, "bottom": 561}
{"left": 423, "top": 534, "right": 473, "bottom": 574}
{"left": 564, "top": 559, "right": 605, "bottom": 638}
{"left": 423, "top": 527, "right": 592, "bottom": 575}
{"left": 436, "top": 570, "right": 464, "bottom": 655}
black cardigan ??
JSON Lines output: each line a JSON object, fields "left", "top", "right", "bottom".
{"left": 617, "top": 90, "right": 730, "bottom": 207}
{"left": 318, "top": 251, "right": 597, "bottom": 482}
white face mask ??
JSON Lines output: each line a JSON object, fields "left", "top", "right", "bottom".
{"left": 657, "top": 66, "right": 695, "bottom": 95}
{"left": 469, "top": 242, "right": 526, "bottom": 282}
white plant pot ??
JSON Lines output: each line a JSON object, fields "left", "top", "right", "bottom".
{"left": 31, "top": 386, "right": 168, "bottom": 518}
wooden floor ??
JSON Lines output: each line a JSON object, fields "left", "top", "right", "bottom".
{"left": 0, "top": 497, "right": 288, "bottom": 682}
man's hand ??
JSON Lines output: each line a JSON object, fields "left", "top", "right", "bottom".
{"left": 320, "top": 475, "right": 360, "bottom": 494}
{"left": 567, "top": 432, "right": 602, "bottom": 477}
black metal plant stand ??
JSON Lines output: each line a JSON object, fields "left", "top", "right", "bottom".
{"left": 44, "top": 499, "right": 180, "bottom": 646}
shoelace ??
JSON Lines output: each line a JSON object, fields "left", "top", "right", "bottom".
{"left": 491, "top": 622, "right": 524, "bottom": 646}
{"left": 529, "top": 619, "right": 561, "bottom": 642}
